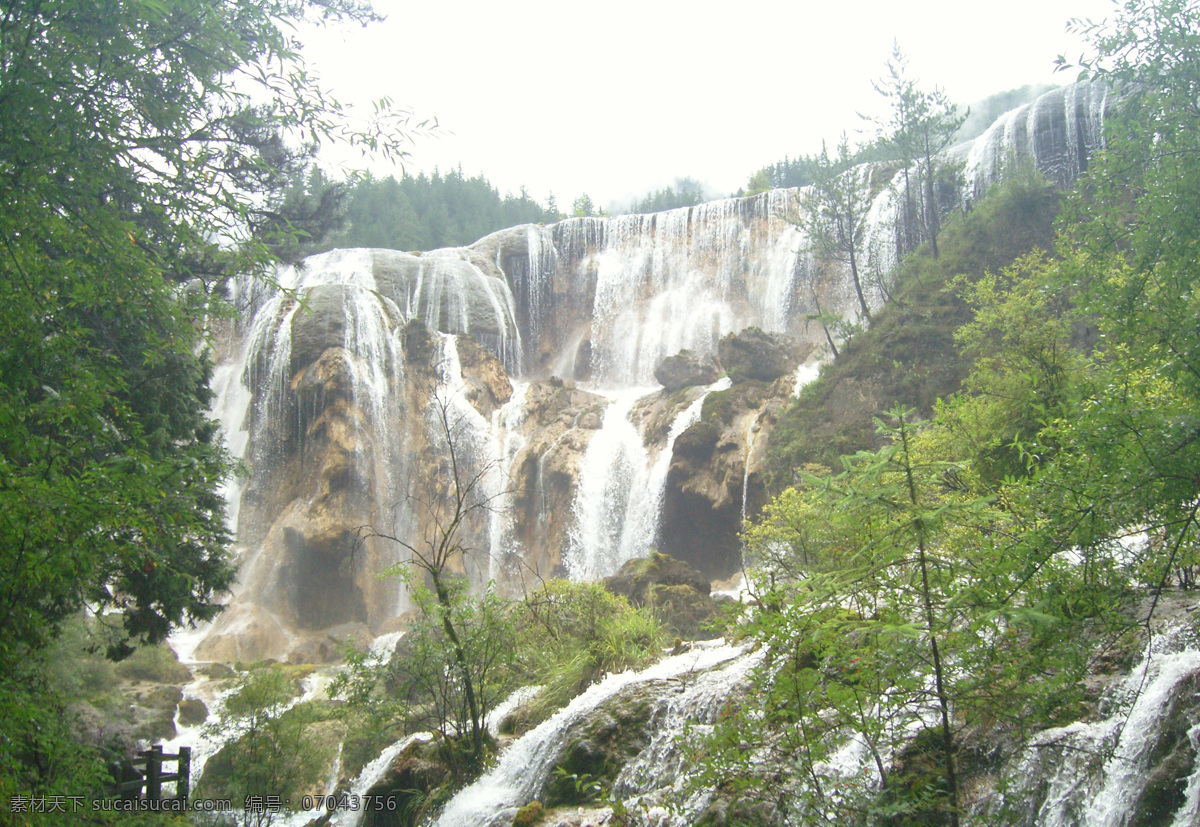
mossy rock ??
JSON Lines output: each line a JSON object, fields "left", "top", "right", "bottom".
{"left": 362, "top": 736, "right": 454, "bottom": 827}
{"left": 1128, "top": 669, "right": 1200, "bottom": 827}
{"left": 605, "top": 552, "right": 710, "bottom": 607}
{"left": 177, "top": 698, "right": 208, "bottom": 727}
{"left": 543, "top": 688, "right": 657, "bottom": 807}
{"left": 646, "top": 583, "right": 719, "bottom": 640}
{"left": 717, "top": 327, "right": 800, "bottom": 384}
{"left": 198, "top": 662, "right": 236, "bottom": 680}
{"left": 673, "top": 420, "right": 721, "bottom": 460}
{"left": 696, "top": 791, "right": 784, "bottom": 826}
{"left": 512, "top": 800, "right": 543, "bottom": 825}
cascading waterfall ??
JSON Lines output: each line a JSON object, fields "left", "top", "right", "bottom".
{"left": 324, "top": 732, "right": 435, "bottom": 827}
{"left": 983, "top": 624, "right": 1200, "bottom": 826}
{"left": 565, "top": 388, "right": 653, "bottom": 581}
{"left": 183, "top": 80, "right": 1130, "bottom": 817}
{"left": 433, "top": 641, "right": 747, "bottom": 827}
{"left": 566, "top": 379, "right": 729, "bottom": 581}
{"left": 486, "top": 382, "right": 530, "bottom": 584}
{"left": 610, "top": 646, "right": 767, "bottom": 823}
{"left": 575, "top": 193, "right": 806, "bottom": 388}
{"left": 959, "top": 79, "right": 1111, "bottom": 195}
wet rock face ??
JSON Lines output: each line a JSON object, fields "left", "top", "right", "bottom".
{"left": 1128, "top": 669, "right": 1200, "bottom": 827}
{"left": 717, "top": 327, "right": 804, "bottom": 383}
{"left": 543, "top": 687, "right": 657, "bottom": 808}
{"left": 454, "top": 333, "right": 512, "bottom": 416}
{"left": 655, "top": 349, "right": 722, "bottom": 391}
{"left": 363, "top": 737, "right": 451, "bottom": 827}
{"left": 658, "top": 374, "right": 797, "bottom": 581}
{"left": 502, "top": 378, "right": 606, "bottom": 586}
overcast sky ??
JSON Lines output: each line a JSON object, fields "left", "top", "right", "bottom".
{"left": 300, "top": 0, "right": 1118, "bottom": 210}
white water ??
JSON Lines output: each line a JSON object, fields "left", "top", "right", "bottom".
{"left": 486, "top": 382, "right": 530, "bottom": 584}
{"left": 612, "top": 646, "right": 766, "bottom": 823}
{"left": 566, "top": 378, "right": 728, "bottom": 581}
{"left": 325, "top": 732, "right": 435, "bottom": 827}
{"left": 988, "top": 625, "right": 1200, "bottom": 826}
{"left": 793, "top": 361, "right": 821, "bottom": 397}
{"left": 565, "top": 388, "right": 655, "bottom": 581}
{"left": 434, "top": 641, "right": 746, "bottom": 827}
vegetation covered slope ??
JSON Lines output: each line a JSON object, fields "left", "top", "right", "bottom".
{"left": 703, "top": 2, "right": 1200, "bottom": 824}
{"left": 767, "top": 167, "right": 1063, "bottom": 489}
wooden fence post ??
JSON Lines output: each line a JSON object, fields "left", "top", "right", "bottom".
{"left": 176, "top": 746, "right": 190, "bottom": 802}
{"left": 145, "top": 745, "right": 162, "bottom": 801}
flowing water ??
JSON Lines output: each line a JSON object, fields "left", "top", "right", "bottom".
{"left": 178, "top": 82, "right": 1121, "bottom": 817}
{"left": 433, "top": 641, "right": 748, "bottom": 827}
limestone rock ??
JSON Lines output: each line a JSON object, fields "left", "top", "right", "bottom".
{"left": 289, "top": 284, "right": 351, "bottom": 376}
{"left": 717, "top": 327, "right": 805, "bottom": 384}
{"left": 655, "top": 349, "right": 721, "bottom": 391}
{"left": 501, "top": 379, "right": 607, "bottom": 587}
{"left": 658, "top": 377, "right": 797, "bottom": 580}
{"left": 456, "top": 333, "right": 513, "bottom": 417}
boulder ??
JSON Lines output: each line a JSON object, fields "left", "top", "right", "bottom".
{"left": 361, "top": 734, "right": 448, "bottom": 827}
{"left": 717, "top": 327, "right": 802, "bottom": 383}
{"left": 655, "top": 349, "right": 721, "bottom": 391}
{"left": 605, "top": 553, "right": 712, "bottom": 613}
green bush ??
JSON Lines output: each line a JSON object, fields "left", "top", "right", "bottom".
{"left": 113, "top": 644, "right": 192, "bottom": 684}
{"left": 513, "top": 581, "right": 667, "bottom": 721}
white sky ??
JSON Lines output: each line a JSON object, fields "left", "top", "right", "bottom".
{"left": 300, "top": 0, "right": 1118, "bottom": 210}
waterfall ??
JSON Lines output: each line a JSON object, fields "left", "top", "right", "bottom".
{"left": 198, "top": 76, "right": 1117, "bottom": 659}
{"left": 324, "top": 732, "right": 435, "bottom": 827}
{"left": 566, "top": 379, "right": 729, "bottom": 581}
{"left": 982, "top": 624, "right": 1200, "bottom": 826}
{"left": 565, "top": 389, "right": 653, "bottom": 581}
{"left": 576, "top": 195, "right": 805, "bottom": 387}
{"left": 486, "top": 382, "right": 530, "bottom": 584}
{"left": 741, "top": 423, "right": 757, "bottom": 532}
{"left": 433, "top": 641, "right": 747, "bottom": 827}
{"left": 959, "top": 79, "right": 1111, "bottom": 195}
{"left": 610, "top": 646, "right": 767, "bottom": 823}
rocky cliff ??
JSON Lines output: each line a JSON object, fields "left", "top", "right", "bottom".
{"left": 198, "top": 82, "right": 1111, "bottom": 662}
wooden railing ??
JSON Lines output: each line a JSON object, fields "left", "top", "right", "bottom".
{"left": 111, "top": 745, "right": 190, "bottom": 802}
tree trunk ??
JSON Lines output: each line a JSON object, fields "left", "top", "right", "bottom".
{"left": 432, "top": 571, "right": 483, "bottom": 769}
{"left": 898, "top": 419, "right": 959, "bottom": 826}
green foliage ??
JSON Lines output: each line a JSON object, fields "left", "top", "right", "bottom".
{"left": 768, "top": 168, "right": 1062, "bottom": 487}
{"left": 199, "top": 667, "right": 333, "bottom": 824}
{"left": 512, "top": 580, "right": 666, "bottom": 722}
{"left": 710, "top": 8, "right": 1200, "bottom": 821}
{"left": 621, "top": 177, "right": 708, "bottom": 214}
{"left": 572, "top": 193, "right": 599, "bottom": 217}
{"left": 0, "top": 0, "right": 411, "bottom": 808}
{"left": 113, "top": 644, "right": 192, "bottom": 685}
{"left": 792, "top": 133, "right": 874, "bottom": 319}
{"left": 744, "top": 169, "right": 772, "bottom": 196}
{"left": 869, "top": 42, "right": 968, "bottom": 259}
